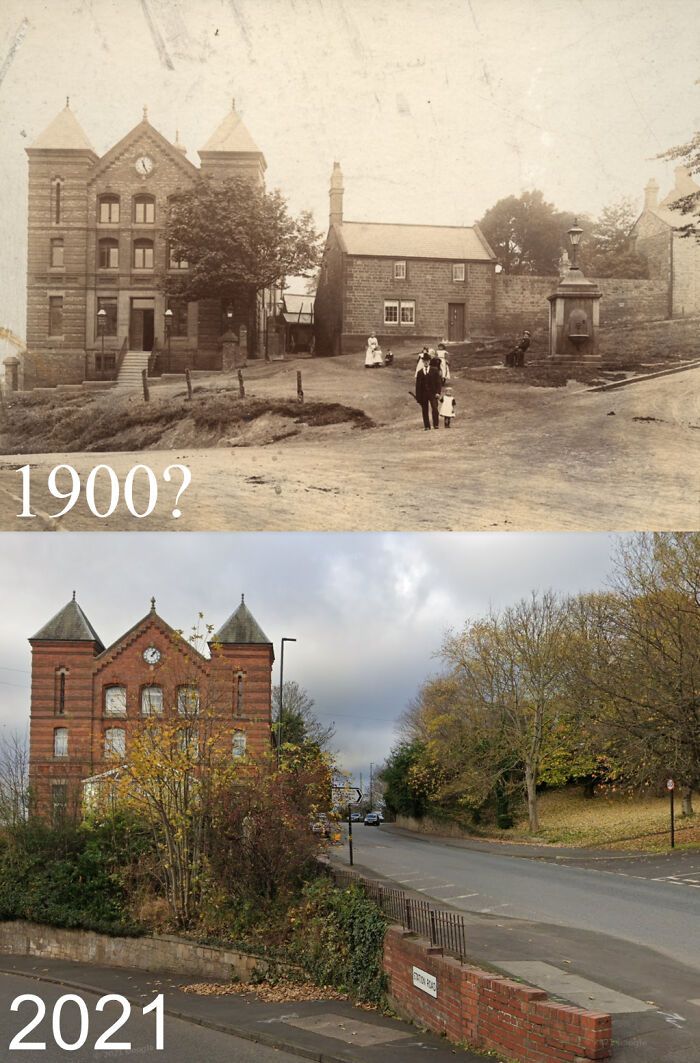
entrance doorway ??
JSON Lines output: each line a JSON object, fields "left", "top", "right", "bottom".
{"left": 129, "top": 298, "right": 155, "bottom": 351}
{"left": 448, "top": 303, "right": 465, "bottom": 342}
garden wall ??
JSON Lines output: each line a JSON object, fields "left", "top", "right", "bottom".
{"left": 0, "top": 921, "right": 270, "bottom": 982}
{"left": 384, "top": 926, "right": 612, "bottom": 1063}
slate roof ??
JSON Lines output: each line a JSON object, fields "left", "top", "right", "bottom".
{"left": 200, "top": 106, "right": 265, "bottom": 157}
{"left": 29, "top": 104, "right": 95, "bottom": 152}
{"left": 335, "top": 221, "right": 495, "bottom": 261}
{"left": 213, "top": 597, "right": 272, "bottom": 646}
{"left": 31, "top": 596, "right": 104, "bottom": 648}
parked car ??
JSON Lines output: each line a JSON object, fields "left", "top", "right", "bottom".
{"left": 372, "top": 810, "right": 385, "bottom": 822}
{"left": 350, "top": 811, "right": 362, "bottom": 822}
{"left": 364, "top": 812, "right": 380, "bottom": 826}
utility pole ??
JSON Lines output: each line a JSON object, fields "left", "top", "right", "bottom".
{"left": 369, "top": 762, "right": 373, "bottom": 810}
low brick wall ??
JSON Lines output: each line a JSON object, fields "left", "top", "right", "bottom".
{"left": 0, "top": 921, "right": 269, "bottom": 982}
{"left": 384, "top": 927, "right": 612, "bottom": 1063}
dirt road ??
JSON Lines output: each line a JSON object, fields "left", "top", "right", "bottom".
{"left": 1, "top": 357, "right": 698, "bottom": 531}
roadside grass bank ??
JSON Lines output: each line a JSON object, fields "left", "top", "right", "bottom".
{"left": 399, "top": 787, "right": 699, "bottom": 851}
{"left": 0, "top": 387, "right": 375, "bottom": 454}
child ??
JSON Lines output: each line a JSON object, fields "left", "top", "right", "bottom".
{"left": 438, "top": 386, "right": 456, "bottom": 427}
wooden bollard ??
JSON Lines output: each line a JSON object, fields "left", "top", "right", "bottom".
{"left": 297, "top": 369, "right": 304, "bottom": 403}
{"left": 185, "top": 367, "right": 193, "bottom": 401}
{"left": 238, "top": 369, "right": 245, "bottom": 399}
{"left": 141, "top": 368, "right": 150, "bottom": 403}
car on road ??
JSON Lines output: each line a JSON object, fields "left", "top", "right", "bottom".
{"left": 364, "top": 811, "right": 381, "bottom": 826}
{"left": 372, "top": 810, "right": 385, "bottom": 822}
{"left": 350, "top": 811, "right": 362, "bottom": 822}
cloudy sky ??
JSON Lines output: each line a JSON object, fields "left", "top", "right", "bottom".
{"left": 0, "top": 0, "right": 698, "bottom": 339}
{"left": 0, "top": 531, "right": 622, "bottom": 782}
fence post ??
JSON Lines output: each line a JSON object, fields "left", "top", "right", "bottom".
{"left": 429, "top": 908, "right": 437, "bottom": 946}
{"left": 141, "top": 368, "right": 150, "bottom": 403}
{"left": 404, "top": 898, "right": 412, "bottom": 932}
{"left": 297, "top": 370, "right": 304, "bottom": 403}
{"left": 185, "top": 367, "right": 193, "bottom": 401}
{"left": 238, "top": 369, "right": 245, "bottom": 399}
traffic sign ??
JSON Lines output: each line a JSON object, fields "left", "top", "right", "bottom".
{"left": 667, "top": 778, "right": 675, "bottom": 791}
{"left": 332, "top": 786, "right": 363, "bottom": 804}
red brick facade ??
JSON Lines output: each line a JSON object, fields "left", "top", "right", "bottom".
{"left": 384, "top": 926, "right": 612, "bottom": 1063}
{"left": 28, "top": 597, "right": 274, "bottom": 820}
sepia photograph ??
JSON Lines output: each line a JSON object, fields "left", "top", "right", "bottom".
{"left": 0, "top": 0, "right": 698, "bottom": 530}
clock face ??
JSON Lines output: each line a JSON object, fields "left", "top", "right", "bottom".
{"left": 143, "top": 646, "right": 161, "bottom": 665}
{"left": 135, "top": 155, "right": 154, "bottom": 176}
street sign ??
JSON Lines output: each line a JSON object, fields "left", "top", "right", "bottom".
{"left": 667, "top": 778, "right": 675, "bottom": 791}
{"left": 332, "top": 786, "right": 363, "bottom": 804}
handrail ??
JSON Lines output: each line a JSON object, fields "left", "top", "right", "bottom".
{"left": 114, "top": 336, "right": 128, "bottom": 380}
{"left": 148, "top": 338, "right": 159, "bottom": 376}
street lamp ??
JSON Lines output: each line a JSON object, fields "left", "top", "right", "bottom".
{"left": 164, "top": 307, "right": 173, "bottom": 372}
{"left": 567, "top": 218, "right": 584, "bottom": 270}
{"left": 277, "top": 636, "right": 297, "bottom": 768}
{"left": 96, "top": 308, "right": 107, "bottom": 379}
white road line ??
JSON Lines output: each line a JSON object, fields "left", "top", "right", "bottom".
{"left": 442, "top": 893, "right": 479, "bottom": 901}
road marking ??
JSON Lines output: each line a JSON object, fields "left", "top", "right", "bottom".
{"left": 478, "top": 903, "right": 511, "bottom": 913}
{"left": 443, "top": 893, "right": 479, "bottom": 901}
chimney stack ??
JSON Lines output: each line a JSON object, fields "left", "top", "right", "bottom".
{"left": 329, "top": 161, "right": 344, "bottom": 227}
{"left": 644, "top": 178, "right": 659, "bottom": 211}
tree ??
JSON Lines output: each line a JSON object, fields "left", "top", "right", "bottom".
{"left": 162, "top": 176, "right": 322, "bottom": 331}
{"left": 0, "top": 731, "right": 29, "bottom": 828}
{"left": 658, "top": 129, "right": 700, "bottom": 239}
{"left": 273, "top": 681, "right": 335, "bottom": 753}
{"left": 379, "top": 741, "right": 438, "bottom": 819}
{"left": 478, "top": 190, "right": 577, "bottom": 274}
{"left": 580, "top": 199, "right": 648, "bottom": 278}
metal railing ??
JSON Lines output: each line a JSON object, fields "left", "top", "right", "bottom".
{"left": 330, "top": 864, "right": 467, "bottom": 963}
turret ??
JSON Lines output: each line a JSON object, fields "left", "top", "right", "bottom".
{"left": 329, "top": 161, "right": 344, "bottom": 227}
{"left": 198, "top": 100, "right": 266, "bottom": 186}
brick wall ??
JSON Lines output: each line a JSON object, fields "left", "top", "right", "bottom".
{"left": 672, "top": 235, "right": 700, "bottom": 317}
{"left": 384, "top": 926, "right": 612, "bottom": 1063}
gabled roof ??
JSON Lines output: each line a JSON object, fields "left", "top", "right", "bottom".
{"left": 95, "top": 600, "right": 208, "bottom": 668}
{"left": 31, "top": 594, "right": 104, "bottom": 648}
{"left": 213, "top": 596, "right": 272, "bottom": 646}
{"left": 334, "top": 221, "right": 495, "bottom": 261}
{"left": 29, "top": 103, "right": 96, "bottom": 153}
{"left": 200, "top": 104, "right": 265, "bottom": 160}
{"left": 88, "top": 116, "right": 198, "bottom": 184}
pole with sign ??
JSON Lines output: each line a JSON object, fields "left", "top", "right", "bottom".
{"left": 667, "top": 778, "right": 675, "bottom": 848}
{"left": 347, "top": 803, "right": 353, "bottom": 866}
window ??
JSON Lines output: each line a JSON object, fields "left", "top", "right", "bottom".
{"left": 105, "top": 685, "right": 127, "bottom": 716}
{"left": 134, "top": 195, "right": 155, "bottom": 224}
{"left": 104, "top": 728, "right": 126, "bottom": 759}
{"left": 232, "top": 731, "right": 247, "bottom": 758}
{"left": 179, "top": 727, "right": 199, "bottom": 757}
{"left": 48, "top": 296, "right": 64, "bottom": 336}
{"left": 98, "top": 238, "right": 119, "bottom": 269}
{"left": 133, "top": 239, "right": 154, "bottom": 269}
{"left": 384, "top": 299, "right": 415, "bottom": 326}
{"left": 141, "top": 686, "right": 163, "bottom": 715}
{"left": 54, "top": 668, "right": 67, "bottom": 716}
{"left": 167, "top": 299, "right": 188, "bottom": 337}
{"left": 235, "top": 673, "right": 245, "bottom": 715}
{"left": 452, "top": 263, "right": 465, "bottom": 282}
{"left": 177, "top": 686, "right": 200, "bottom": 716}
{"left": 54, "top": 727, "right": 68, "bottom": 758}
{"left": 168, "top": 244, "right": 189, "bottom": 270}
{"left": 53, "top": 179, "right": 63, "bottom": 224}
{"left": 50, "top": 238, "right": 64, "bottom": 267}
{"left": 51, "top": 782, "right": 67, "bottom": 825}
{"left": 98, "top": 195, "right": 120, "bottom": 223}
{"left": 394, "top": 260, "right": 406, "bottom": 280}
{"left": 97, "top": 296, "right": 117, "bottom": 336}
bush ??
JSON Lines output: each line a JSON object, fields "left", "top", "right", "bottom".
{"left": 286, "top": 877, "right": 387, "bottom": 1005}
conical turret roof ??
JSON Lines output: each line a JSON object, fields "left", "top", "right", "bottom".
{"left": 29, "top": 101, "right": 95, "bottom": 152}
{"left": 213, "top": 596, "right": 272, "bottom": 645}
{"left": 200, "top": 101, "right": 263, "bottom": 155}
{"left": 31, "top": 594, "right": 104, "bottom": 648}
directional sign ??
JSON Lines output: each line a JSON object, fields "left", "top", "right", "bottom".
{"left": 332, "top": 786, "right": 363, "bottom": 804}
{"left": 667, "top": 778, "right": 675, "bottom": 791}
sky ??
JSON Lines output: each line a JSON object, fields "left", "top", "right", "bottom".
{"left": 0, "top": 0, "right": 698, "bottom": 341}
{"left": 0, "top": 530, "right": 623, "bottom": 783}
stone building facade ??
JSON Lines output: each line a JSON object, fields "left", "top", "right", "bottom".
{"left": 28, "top": 594, "right": 274, "bottom": 821}
{"left": 23, "top": 101, "right": 269, "bottom": 389}
{"left": 314, "top": 163, "right": 497, "bottom": 355}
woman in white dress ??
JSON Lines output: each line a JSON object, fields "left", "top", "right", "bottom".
{"left": 364, "top": 332, "right": 384, "bottom": 367}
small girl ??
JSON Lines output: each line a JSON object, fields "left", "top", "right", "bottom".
{"left": 438, "top": 386, "right": 456, "bottom": 427}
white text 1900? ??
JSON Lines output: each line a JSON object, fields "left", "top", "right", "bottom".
{"left": 9, "top": 993, "right": 164, "bottom": 1051}
{"left": 17, "top": 464, "right": 192, "bottom": 520}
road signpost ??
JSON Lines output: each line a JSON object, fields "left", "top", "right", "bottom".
{"left": 332, "top": 786, "right": 362, "bottom": 867}
{"left": 667, "top": 778, "right": 675, "bottom": 848}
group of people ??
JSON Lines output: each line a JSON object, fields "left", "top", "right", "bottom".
{"left": 414, "top": 343, "right": 455, "bottom": 430}
{"left": 364, "top": 333, "right": 394, "bottom": 367}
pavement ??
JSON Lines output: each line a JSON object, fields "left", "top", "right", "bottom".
{"left": 0, "top": 954, "right": 478, "bottom": 1063}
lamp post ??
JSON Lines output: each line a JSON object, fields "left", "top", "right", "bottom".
{"left": 164, "top": 308, "right": 173, "bottom": 372}
{"left": 567, "top": 218, "right": 584, "bottom": 270}
{"left": 277, "top": 637, "right": 297, "bottom": 768}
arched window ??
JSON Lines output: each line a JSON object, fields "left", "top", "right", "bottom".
{"left": 52, "top": 178, "right": 63, "bottom": 225}
{"left": 98, "top": 238, "right": 119, "bottom": 269}
{"left": 104, "top": 728, "right": 126, "bottom": 759}
{"left": 141, "top": 686, "right": 163, "bottom": 715}
{"left": 177, "top": 686, "right": 200, "bottom": 716}
{"left": 50, "top": 238, "right": 64, "bottom": 268}
{"left": 98, "top": 195, "right": 120, "bottom": 224}
{"left": 134, "top": 195, "right": 155, "bottom": 224}
{"left": 235, "top": 672, "right": 245, "bottom": 714}
{"left": 104, "top": 685, "right": 127, "bottom": 716}
{"left": 232, "top": 731, "right": 247, "bottom": 758}
{"left": 53, "top": 727, "right": 68, "bottom": 758}
{"left": 133, "top": 239, "right": 154, "bottom": 269}
{"left": 54, "top": 667, "right": 68, "bottom": 716}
